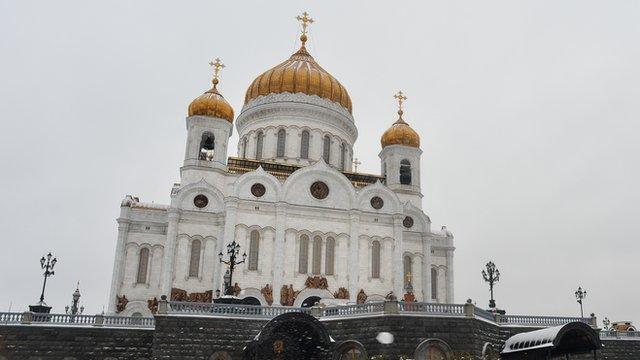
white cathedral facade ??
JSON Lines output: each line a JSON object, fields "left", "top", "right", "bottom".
{"left": 108, "top": 20, "right": 455, "bottom": 317}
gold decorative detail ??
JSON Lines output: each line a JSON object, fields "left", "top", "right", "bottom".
{"left": 170, "top": 287, "right": 214, "bottom": 303}
{"left": 305, "top": 276, "right": 328, "bottom": 289}
{"left": 116, "top": 295, "right": 128, "bottom": 313}
{"left": 380, "top": 90, "right": 420, "bottom": 148}
{"left": 356, "top": 289, "right": 367, "bottom": 305}
{"left": 261, "top": 284, "right": 274, "bottom": 305}
{"left": 147, "top": 297, "right": 159, "bottom": 314}
{"left": 188, "top": 57, "right": 234, "bottom": 122}
{"left": 273, "top": 339, "right": 285, "bottom": 354}
{"left": 244, "top": 13, "right": 352, "bottom": 113}
{"left": 333, "top": 287, "right": 350, "bottom": 299}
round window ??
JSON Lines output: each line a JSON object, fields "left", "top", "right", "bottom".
{"left": 310, "top": 181, "right": 329, "bottom": 200}
{"left": 251, "top": 183, "right": 266, "bottom": 197}
{"left": 370, "top": 196, "right": 384, "bottom": 209}
{"left": 193, "top": 194, "right": 209, "bottom": 208}
{"left": 403, "top": 216, "right": 414, "bottom": 228}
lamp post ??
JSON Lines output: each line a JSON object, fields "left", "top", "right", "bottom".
{"left": 29, "top": 252, "right": 57, "bottom": 313}
{"left": 482, "top": 261, "right": 500, "bottom": 309}
{"left": 218, "top": 240, "right": 246, "bottom": 296}
{"left": 575, "top": 286, "right": 587, "bottom": 318}
{"left": 65, "top": 283, "right": 84, "bottom": 317}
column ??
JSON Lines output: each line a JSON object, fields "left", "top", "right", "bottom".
{"left": 107, "top": 218, "right": 130, "bottom": 313}
{"left": 214, "top": 200, "right": 238, "bottom": 294}
{"left": 392, "top": 215, "right": 404, "bottom": 297}
{"left": 348, "top": 211, "right": 360, "bottom": 302}
{"left": 421, "top": 237, "right": 432, "bottom": 302}
{"left": 445, "top": 249, "right": 454, "bottom": 303}
{"left": 160, "top": 210, "right": 180, "bottom": 297}
{"left": 272, "top": 203, "right": 286, "bottom": 305}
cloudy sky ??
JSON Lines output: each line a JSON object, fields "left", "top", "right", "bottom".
{"left": 1, "top": 0, "right": 638, "bottom": 323}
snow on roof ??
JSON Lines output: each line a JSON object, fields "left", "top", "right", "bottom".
{"left": 502, "top": 325, "right": 562, "bottom": 354}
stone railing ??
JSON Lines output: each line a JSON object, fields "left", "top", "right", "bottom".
{"left": 498, "top": 314, "right": 589, "bottom": 327}
{"left": 0, "top": 312, "right": 154, "bottom": 328}
{"left": 399, "top": 302, "right": 465, "bottom": 316}
{"left": 169, "top": 301, "right": 311, "bottom": 319}
{"left": 600, "top": 330, "right": 640, "bottom": 340}
{"left": 321, "top": 302, "right": 385, "bottom": 318}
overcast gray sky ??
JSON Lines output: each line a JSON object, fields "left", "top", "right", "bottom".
{"left": 1, "top": 0, "right": 638, "bottom": 323}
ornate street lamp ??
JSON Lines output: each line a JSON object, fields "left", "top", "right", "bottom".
{"left": 217, "top": 240, "right": 246, "bottom": 296}
{"left": 575, "top": 286, "right": 587, "bottom": 318}
{"left": 482, "top": 261, "right": 500, "bottom": 309}
{"left": 65, "top": 283, "right": 84, "bottom": 317}
{"left": 29, "top": 252, "right": 57, "bottom": 313}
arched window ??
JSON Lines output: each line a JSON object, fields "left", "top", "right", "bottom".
{"left": 312, "top": 236, "right": 322, "bottom": 275}
{"left": 323, "top": 135, "right": 331, "bottom": 163}
{"left": 431, "top": 268, "right": 438, "bottom": 301}
{"left": 325, "top": 237, "right": 335, "bottom": 275}
{"left": 340, "top": 142, "right": 346, "bottom": 170}
{"left": 415, "top": 340, "right": 451, "bottom": 360}
{"left": 136, "top": 248, "right": 149, "bottom": 284}
{"left": 276, "top": 129, "right": 286, "bottom": 157}
{"left": 248, "top": 230, "right": 260, "bottom": 270}
{"left": 400, "top": 159, "right": 412, "bottom": 185}
{"left": 382, "top": 162, "right": 387, "bottom": 180}
{"left": 403, "top": 255, "right": 412, "bottom": 287}
{"left": 255, "top": 131, "right": 264, "bottom": 160}
{"left": 199, "top": 133, "right": 215, "bottom": 161}
{"left": 241, "top": 137, "right": 248, "bottom": 158}
{"left": 188, "top": 239, "right": 201, "bottom": 277}
{"left": 298, "top": 235, "right": 309, "bottom": 274}
{"left": 371, "top": 241, "right": 381, "bottom": 278}
{"left": 300, "top": 130, "right": 310, "bottom": 159}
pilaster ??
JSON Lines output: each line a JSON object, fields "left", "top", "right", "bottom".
{"left": 445, "top": 249, "right": 454, "bottom": 303}
{"left": 214, "top": 199, "right": 238, "bottom": 294}
{"left": 392, "top": 215, "right": 404, "bottom": 297}
{"left": 421, "top": 237, "right": 432, "bottom": 302}
{"left": 348, "top": 211, "right": 361, "bottom": 302}
{"left": 160, "top": 210, "right": 180, "bottom": 297}
{"left": 107, "top": 218, "right": 130, "bottom": 313}
{"left": 272, "top": 203, "right": 287, "bottom": 304}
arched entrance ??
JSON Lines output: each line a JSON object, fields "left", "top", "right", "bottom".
{"left": 301, "top": 296, "right": 321, "bottom": 308}
{"left": 241, "top": 296, "right": 261, "bottom": 306}
{"left": 244, "top": 312, "right": 332, "bottom": 360}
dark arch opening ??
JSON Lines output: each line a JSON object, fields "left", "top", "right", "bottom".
{"left": 301, "top": 296, "right": 321, "bottom": 308}
{"left": 241, "top": 296, "right": 261, "bottom": 306}
{"left": 200, "top": 132, "right": 215, "bottom": 161}
{"left": 400, "top": 159, "right": 412, "bottom": 185}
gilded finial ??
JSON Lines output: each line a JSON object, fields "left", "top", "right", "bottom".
{"left": 208, "top": 58, "right": 225, "bottom": 88}
{"left": 296, "top": 11, "right": 314, "bottom": 46}
{"left": 394, "top": 90, "right": 407, "bottom": 120}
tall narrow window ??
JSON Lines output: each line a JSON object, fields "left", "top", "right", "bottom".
{"left": 431, "top": 268, "right": 438, "bottom": 300}
{"left": 400, "top": 159, "right": 412, "bottom": 185}
{"left": 248, "top": 230, "right": 260, "bottom": 270}
{"left": 241, "top": 137, "right": 248, "bottom": 158}
{"left": 340, "top": 143, "right": 346, "bottom": 170}
{"left": 299, "top": 235, "right": 309, "bottom": 274}
{"left": 199, "top": 133, "right": 215, "bottom": 161}
{"left": 276, "top": 129, "right": 286, "bottom": 157}
{"left": 136, "top": 248, "right": 149, "bottom": 284}
{"left": 188, "top": 240, "right": 201, "bottom": 277}
{"left": 382, "top": 162, "right": 387, "bottom": 180}
{"left": 371, "top": 241, "right": 381, "bottom": 279}
{"left": 325, "top": 237, "right": 335, "bottom": 275}
{"left": 255, "top": 131, "right": 264, "bottom": 160}
{"left": 403, "top": 255, "right": 412, "bottom": 287}
{"left": 323, "top": 135, "right": 331, "bottom": 163}
{"left": 300, "top": 130, "right": 310, "bottom": 159}
{"left": 312, "top": 236, "right": 322, "bottom": 275}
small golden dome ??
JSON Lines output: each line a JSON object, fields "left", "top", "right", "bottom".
{"left": 188, "top": 81, "right": 234, "bottom": 122}
{"left": 380, "top": 110, "right": 421, "bottom": 148}
{"left": 244, "top": 41, "right": 352, "bottom": 113}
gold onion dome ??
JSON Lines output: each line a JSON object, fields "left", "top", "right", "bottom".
{"left": 188, "top": 58, "right": 234, "bottom": 122}
{"left": 381, "top": 91, "right": 420, "bottom": 148}
{"left": 244, "top": 13, "right": 352, "bottom": 113}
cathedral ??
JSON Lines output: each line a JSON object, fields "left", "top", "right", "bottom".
{"left": 107, "top": 13, "right": 455, "bottom": 317}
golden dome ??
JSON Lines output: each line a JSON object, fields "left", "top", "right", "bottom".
{"left": 244, "top": 39, "right": 352, "bottom": 113}
{"left": 380, "top": 110, "right": 421, "bottom": 148}
{"left": 188, "top": 79, "right": 234, "bottom": 122}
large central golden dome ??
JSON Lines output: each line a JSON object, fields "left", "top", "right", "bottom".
{"left": 244, "top": 39, "right": 352, "bottom": 113}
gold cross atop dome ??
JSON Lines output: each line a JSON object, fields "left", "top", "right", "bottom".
{"left": 394, "top": 90, "right": 407, "bottom": 118}
{"left": 208, "top": 58, "right": 225, "bottom": 87}
{"left": 296, "top": 11, "right": 314, "bottom": 45}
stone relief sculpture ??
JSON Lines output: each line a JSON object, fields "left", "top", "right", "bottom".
{"left": 280, "top": 284, "right": 296, "bottom": 306}
{"left": 171, "top": 287, "right": 213, "bottom": 303}
{"left": 356, "top": 289, "right": 367, "bottom": 305}
{"left": 333, "top": 287, "right": 350, "bottom": 299}
{"left": 116, "top": 295, "right": 128, "bottom": 313}
{"left": 305, "top": 276, "right": 328, "bottom": 289}
{"left": 261, "top": 284, "right": 274, "bottom": 305}
{"left": 147, "top": 297, "right": 159, "bottom": 314}
{"left": 232, "top": 283, "right": 242, "bottom": 297}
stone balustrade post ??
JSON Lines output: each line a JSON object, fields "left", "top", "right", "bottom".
{"left": 589, "top": 313, "right": 598, "bottom": 328}
{"left": 384, "top": 300, "right": 399, "bottom": 315}
{"left": 464, "top": 299, "right": 474, "bottom": 318}
{"left": 21, "top": 311, "right": 32, "bottom": 325}
{"left": 493, "top": 312, "right": 502, "bottom": 324}
{"left": 94, "top": 314, "right": 104, "bottom": 327}
{"left": 310, "top": 305, "right": 323, "bottom": 319}
{"left": 157, "top": 295, "right": 168, "bottom": 315}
